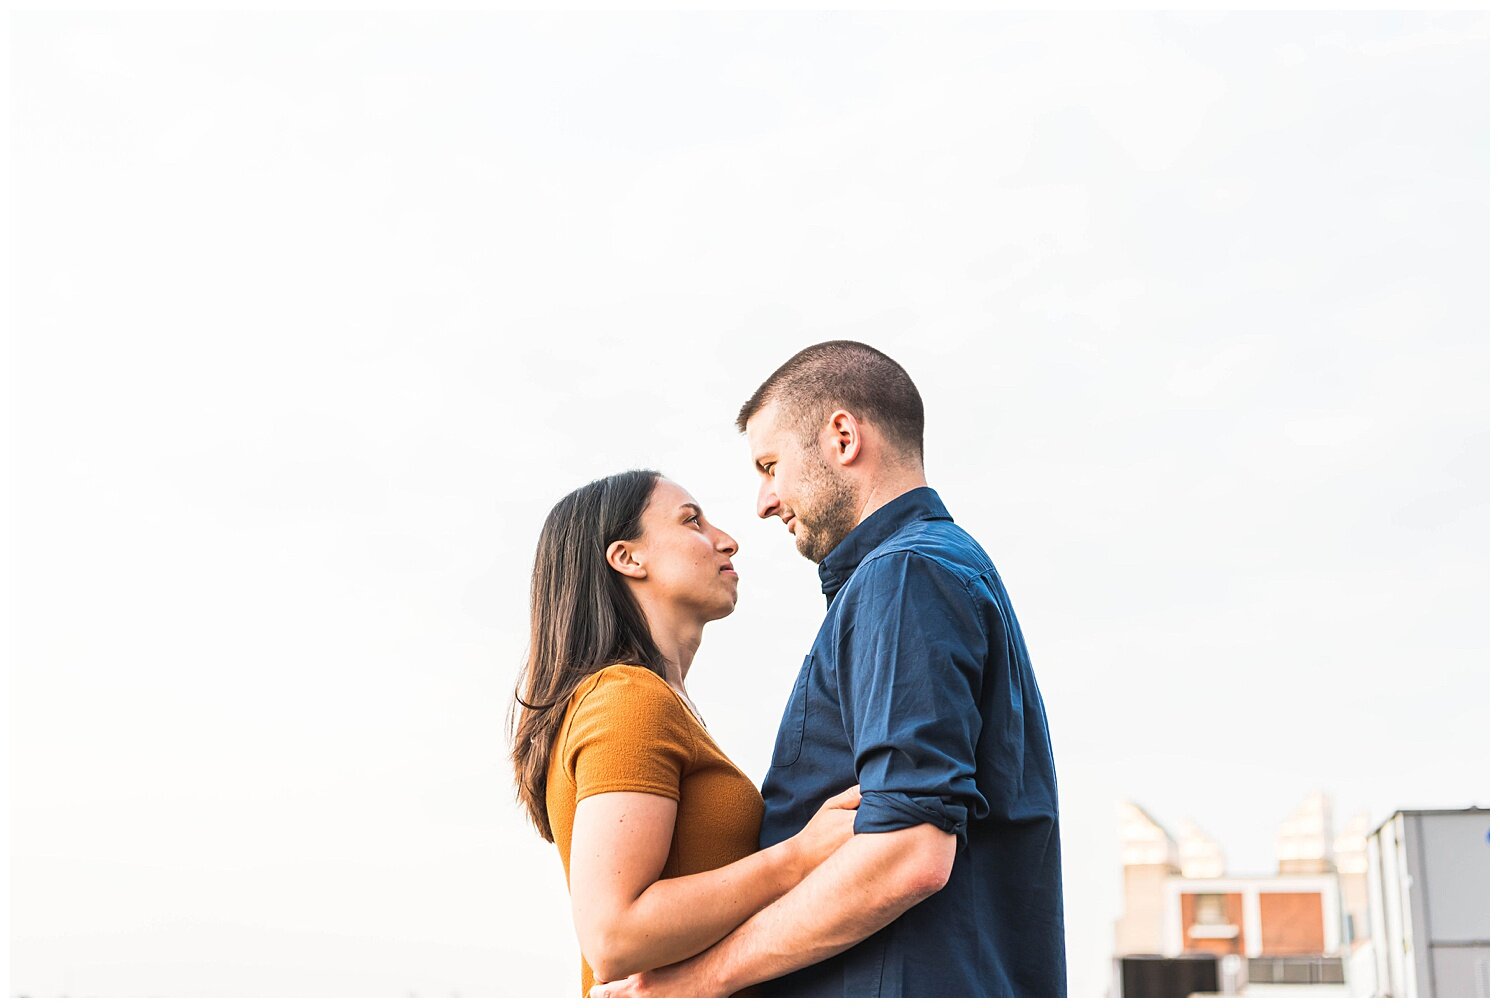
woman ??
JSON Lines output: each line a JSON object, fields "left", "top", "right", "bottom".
{"left": 509, "top": 469, "right": 858, "bottom": 995}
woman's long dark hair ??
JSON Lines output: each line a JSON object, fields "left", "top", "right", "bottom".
{"left": 509, "top": 469, "right": 667, "bottom": 842}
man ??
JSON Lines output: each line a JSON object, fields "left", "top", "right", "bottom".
{"left": 591, "top": 341, "right": 1065, "bottom": 997}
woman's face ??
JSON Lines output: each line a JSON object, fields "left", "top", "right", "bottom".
{"left": 629, "top": 478, "right": 740, "bottom": 622}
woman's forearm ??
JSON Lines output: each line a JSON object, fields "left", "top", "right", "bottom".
{"left": 584, "top": 838, "right": 806, "bottom": 982}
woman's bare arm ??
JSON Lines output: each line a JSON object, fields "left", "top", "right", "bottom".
{"left": 568, "top": 787, "right": 857, "bottom": 983}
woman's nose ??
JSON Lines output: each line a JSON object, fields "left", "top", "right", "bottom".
{"left": 719, "top": 532, "right": 739, "bottom": 557}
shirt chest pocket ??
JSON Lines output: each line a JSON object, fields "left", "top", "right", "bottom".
{"left": 768, "top": 655, "right": 812, "bottom": 768}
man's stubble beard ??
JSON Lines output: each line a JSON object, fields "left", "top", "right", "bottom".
{"left": 794, "top": 458, "right": 861, "bottom": 564}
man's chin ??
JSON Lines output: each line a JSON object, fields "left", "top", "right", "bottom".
{"left": 797, "top": 517, "right": 857, "bottom": 564}
{"left": 795, "top": 528, "right": 830, "bottom": 564}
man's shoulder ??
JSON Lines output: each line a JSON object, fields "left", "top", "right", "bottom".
{"left": 859, "top": 517, "right": 997, "bottom": 587}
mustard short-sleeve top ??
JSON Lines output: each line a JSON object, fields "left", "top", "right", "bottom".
{"left": 545, "top": 663, "right": 765, "bottom": 994}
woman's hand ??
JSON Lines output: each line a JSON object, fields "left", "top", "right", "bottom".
{"left": 787, "top": 785, "right": 861, "bottom": 876}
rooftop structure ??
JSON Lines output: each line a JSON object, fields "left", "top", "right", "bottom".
{"left": 1111, "top": 791, "right": 1361, "bottom": 997}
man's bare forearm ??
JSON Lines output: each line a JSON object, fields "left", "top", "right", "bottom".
{"left": 686, "top": 825, "right": 956, "bottom": 995}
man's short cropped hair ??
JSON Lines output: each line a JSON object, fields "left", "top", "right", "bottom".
{"left": 735, "top": 340, "right": 925, "bottom": 461}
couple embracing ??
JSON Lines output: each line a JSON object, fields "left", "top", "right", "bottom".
{"left": 509, "top": 341, "right": 1066, "bottom": 997}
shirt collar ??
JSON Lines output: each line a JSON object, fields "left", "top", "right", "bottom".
{"left": 818, "top": 486, "right": 951, "bottom": 600}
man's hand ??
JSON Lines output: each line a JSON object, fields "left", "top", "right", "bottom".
{"left": 588, "top": 958, "right": 725, "bottom": 999}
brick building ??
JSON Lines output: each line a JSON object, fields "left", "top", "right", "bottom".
{"left": 1112, "top": 792, "right": 1367, "bottom": 997}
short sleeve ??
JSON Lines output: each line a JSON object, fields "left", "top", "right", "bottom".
{"left": 837, "top": 552, "right": 990, "bottom": 851}
{"left": 562, "top": 665, "right": 695, "bottom": 803}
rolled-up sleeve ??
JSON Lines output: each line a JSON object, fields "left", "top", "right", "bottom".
{"left": 837, "top": 551, "right": 990, "bottom": 851}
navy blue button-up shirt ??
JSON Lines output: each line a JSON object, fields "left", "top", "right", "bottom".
{"left": 758, "top": 487, "right": 1066, "bottom": 997}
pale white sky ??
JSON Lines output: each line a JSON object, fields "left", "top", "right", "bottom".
{"left": 9, "top": 9, "right": 1489, "bottom": 998}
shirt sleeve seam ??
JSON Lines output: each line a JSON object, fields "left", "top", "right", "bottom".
{"left": 960, "top": 568, "right": 991, "bottom": 626}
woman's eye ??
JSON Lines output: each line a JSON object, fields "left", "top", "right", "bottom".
{"left": 687, "top": 515, "right": 702, "bottom": 526}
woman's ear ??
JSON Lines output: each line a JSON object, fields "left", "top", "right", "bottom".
{"left": 605, "top": 540, "right": 647, "bottom": 580}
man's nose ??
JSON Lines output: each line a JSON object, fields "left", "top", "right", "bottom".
{"left": 756, "top": 483, "right": 780, "bottom": 520}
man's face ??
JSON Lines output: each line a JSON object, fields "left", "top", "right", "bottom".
{"left": 745, "top": 401, "right": 860, "bottom": 564}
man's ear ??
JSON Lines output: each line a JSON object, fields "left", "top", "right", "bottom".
{"left": 827, "top": 409, "right": 862, "bottom": 467}
{"left": 606, "top": 540, "right": 647, "bottom": 580}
